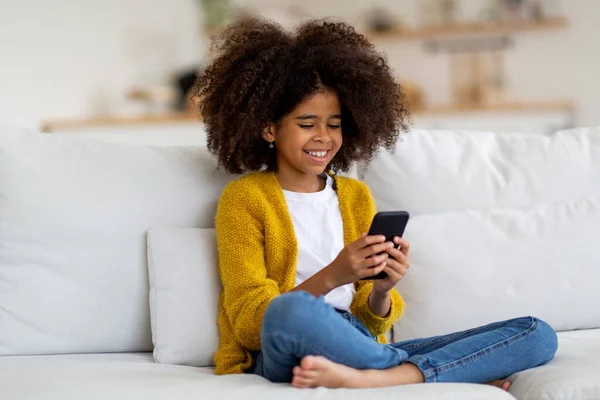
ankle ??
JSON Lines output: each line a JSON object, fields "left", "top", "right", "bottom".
{"left": 361, "top": 363, "right": 425, "bottom": 388}
{"left": 403, "top": 362, "right": 426, "bottom": 383}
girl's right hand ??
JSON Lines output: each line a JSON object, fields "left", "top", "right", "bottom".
{"left": 326, "top": 233, "right": 394, "bottom": 288}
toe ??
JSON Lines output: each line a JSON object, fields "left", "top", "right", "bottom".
{"left": 293, "top": 366, "right": 303, "bottom": 376}
{"left": 300, "top": 355, "right": 318, "bottom": 370}
{"left": 486, "top": 379, "right": 512, "bottom": 391}
{"left": 296, "top": 367, "right": 318, "bottom": 379}
{"left": 291, "top": 377, "right": 304, "bottom": 388}
{"left": 292, "top": 376, "right": 315, "bottom": 389}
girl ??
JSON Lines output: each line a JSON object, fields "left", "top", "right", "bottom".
{"left": 192, "top": 17, "right": 558, "bottom": 390}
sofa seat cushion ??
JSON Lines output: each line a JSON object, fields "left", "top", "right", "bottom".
{"left": 3, "top": 329, "right": 596, "bottom": 400}
{"left": 0, "top": 353, "right": 513, "bottom": 400}
{"left": 509, "top": 329, "right": 600, "bottom": 400}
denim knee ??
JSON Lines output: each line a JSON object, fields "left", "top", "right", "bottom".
{"left": 530, "top": 317, "right": 558, "bottom": 366}
{"left": 262, "top": 291, "right": 319, "bottom": 337}
{"left": 512, "top": 316, "right": 558, "bottom": 367}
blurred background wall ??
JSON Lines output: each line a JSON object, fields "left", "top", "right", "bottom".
{"left": 0, "top": 0, "right": 598, "bottom": 133}
{"left": 0, "top": 0, "right": 204, "bottom": 129}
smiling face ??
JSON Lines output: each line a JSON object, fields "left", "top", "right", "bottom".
{"left": 263, "top": 89, "right": 343, "bottom": 181}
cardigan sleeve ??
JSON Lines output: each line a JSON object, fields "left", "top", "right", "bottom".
{"left": 350, "top": 282, "right": 404, "bottom": 337}
{"left": 215, "top": 183, "right": 280, "bottom": 351}
{"left": 349, "top": 181, "right": 405, "bottom": 337}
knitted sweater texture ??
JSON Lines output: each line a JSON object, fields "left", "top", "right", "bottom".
{"left": 214, "top": 171, "right": 404, "bottom": 374}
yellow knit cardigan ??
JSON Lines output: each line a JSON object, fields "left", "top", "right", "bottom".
{"left": 214, "top": 171, "right": 404, "bottom": 375}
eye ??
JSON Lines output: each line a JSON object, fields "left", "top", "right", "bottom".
{"left": 328, "top": 124, "right": 341, "bottom": 129}
{"left": 299, "top": 124, "right": 314, "bottom": 129}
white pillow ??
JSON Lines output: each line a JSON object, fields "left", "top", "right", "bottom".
{"left": 0, "top": 124, "right": 233, "bottom": 355}
{"left": 147, "top": 228, "right": 220, "bottom": 367}
{"left": 361, "top": 128, "right": 600, "bottom": 215}
{"left": 394, "top": 197, "right": 600, "bottom": 341}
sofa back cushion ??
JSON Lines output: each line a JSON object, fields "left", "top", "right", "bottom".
{"left": 361, "top": 128, "right": 600, "bottom": 215}
{"left": 395, "top": 198, "right": 600, "bottom": 340}
{"left": 0, "top": 125, "right": 232, "bottom": 355}
{"left": 360, "top": 128, "right": 600, "bottom": 339}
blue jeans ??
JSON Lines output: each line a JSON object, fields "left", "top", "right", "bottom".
{"left": 253, "top": 291, "right": 558, "bottom": 383}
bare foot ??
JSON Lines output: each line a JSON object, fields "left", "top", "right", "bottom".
{"left": 486, "top": 379, "right": 511, "bottom": 391}
{"left": 292, "top": 356, "right": 362, "bottom": 389}
{"left": 291, "top": 356, "right": 425, "bottom": 389}
{"left": 291, "top": 356, "right": 511, "bottom": 391}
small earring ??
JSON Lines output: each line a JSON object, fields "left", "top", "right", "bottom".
{"left": 269, "top": 142, "right": 274, "bottom": 149}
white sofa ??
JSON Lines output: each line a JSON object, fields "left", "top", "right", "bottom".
{"left": 1, "top": 124, "right": 599, "bottom": 400}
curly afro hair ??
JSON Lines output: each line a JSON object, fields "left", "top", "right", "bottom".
{"left": 191, "top": 16, "right": 409, "bottom": 174}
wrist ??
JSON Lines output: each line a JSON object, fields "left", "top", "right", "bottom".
{"left": 321, "top": 264, "right": 340, "bottom": 292}
{"left": 371, "top": 286, "right": 391, "bottom": 298}
{"left": 369, "top": 288, "right": 391, "bottom": 317}
{"left": 293, "top": 267, "right": 337, "bottom": 297}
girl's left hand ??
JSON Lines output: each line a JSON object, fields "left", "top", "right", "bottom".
{"left": 372, "top": 237, "right": 411, "bottom": 295}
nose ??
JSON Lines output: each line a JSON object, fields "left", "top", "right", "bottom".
{"left": 313, "top": 124, "right": 332, "bottom": 143}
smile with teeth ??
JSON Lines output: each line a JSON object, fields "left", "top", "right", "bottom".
{"left": 303, "top": 150, "right": 330, "bottom": 163}
{"left": 305, "top": 150, "right": 328, "bottom": 157}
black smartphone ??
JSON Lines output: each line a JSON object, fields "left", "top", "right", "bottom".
{"left": 362, "top": 211, "right": 410, "bottom": 280}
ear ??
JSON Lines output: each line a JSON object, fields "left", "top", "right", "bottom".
{"left": 261, "top": 122, "right": 276, "bottom": 144}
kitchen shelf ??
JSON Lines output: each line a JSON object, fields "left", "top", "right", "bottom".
{"left": 41, "top": 112, "right": 200, "bottom": 132}
{"left": 367, "top": 17, "right": 567, "bottom": 41}
{"left": 41, "top": 100, "right": 573, "bottom": 132}
{"left": 412, "top": 100, "right": 574, "bottom": 115}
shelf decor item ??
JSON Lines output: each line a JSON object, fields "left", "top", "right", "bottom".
{"left": 449, "top": 51, "right": 507, "bottom": 108}
{"left": 439, "top": 0, "right": 458, "bottom": 25}
{"left": 365, "top": 7, "right": 401, "bottom": 34}
{"left": 198, "top": 0, "right": 233, "bottom": 33}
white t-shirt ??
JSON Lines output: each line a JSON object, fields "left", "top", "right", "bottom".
{"left": 282, "top": 175, "right": 356, "bottom": 311}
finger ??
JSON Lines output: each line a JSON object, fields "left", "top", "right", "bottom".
{"left": 357, "top": 241, "right": 394, "bottom": 259}
{"left": 360, "top": 252, "right": 389, "bottom": 269}
{"left": 357, "top": 234, "right": 387, "bottom": 249}
{"left": 386, "top": 247, "right": 408, "bottom": 265}
{"left": 393, "top": 237, "right": 410, "bottom": 255}
{"left": 370, "top": 261, "right": 388, "bottom": 278}
{"left": 385, "top": 257, "right": 408, "bottom": 276}
{"left": 359, "top": 261, "right": 387, "bottom": 279}
{"left": 382, "top": 265, "right": 403, "bottom": 283}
